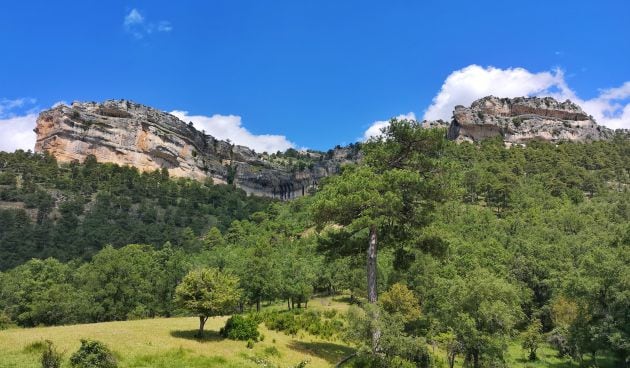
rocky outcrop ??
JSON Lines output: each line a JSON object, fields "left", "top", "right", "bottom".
{"left": 445, "top": 96, "right": 614, "bottom": 143}
{"left": 35, "top": 100, "right": 355, "bottom": 199}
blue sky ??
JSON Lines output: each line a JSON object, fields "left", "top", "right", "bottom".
{"left": 1, "top": 0, "right": 629, "bottom": 152}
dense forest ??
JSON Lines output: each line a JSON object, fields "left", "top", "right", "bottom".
{"left": 0, "top": 122, "right": 628, "bottom": 367}
{"left": 0, "top": 151, "right": 272, "bottom": 269}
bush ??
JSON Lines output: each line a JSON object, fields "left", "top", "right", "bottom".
{"left": 246, "top": 339, "right": 255, "bottom": 349}
{"left": 41, "top": 340, "right": 63, "bottom": 368}
{"left": 548, "top": 327, "right": 571, "bottom": 357}
{"left": 0, "top": 312, "right": 15, "bottom": 330}
{"left": 69, "top": 339, "right": 117, "bottom": 368}
{"left": 262, "top": 309, "right": 343, "bottom": 339}
{"left": 263, "top": 346, "right": 281, "bottom": 357}
{"left": 220, "top": 315, "right": 260, "bottom": 341}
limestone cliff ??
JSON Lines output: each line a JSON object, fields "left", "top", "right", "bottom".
{"left": 35, "top": 100, "right": 355, "bottom": 199}
{"left": 445, "top": 96, "right": 614, "bottom": 144}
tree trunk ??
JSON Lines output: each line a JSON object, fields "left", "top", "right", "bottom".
{"left": 198, "top": 316, "right": 208, "bottom": 338}
{"left": 473, "top": 350, "right": 479, "bottom": 368}
{"left": 448, "top": 351, "right": 456, "bottom": 368}
{"left": 367, "top": 224, "right": 378, "bottom": 303}
{"left": 287, "top": 298, "right": 291, "bottom": 310}
{"left": 256, "top": 299, "right": 261, "bottom": 312}
{"left": 367, "top": 224, "right": 380, "bottom": 354}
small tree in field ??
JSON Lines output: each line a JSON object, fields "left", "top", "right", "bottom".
{"left": 175, "top": 268, "right": 241, "bottom": 338}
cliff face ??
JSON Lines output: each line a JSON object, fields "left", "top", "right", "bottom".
{"left": 35, "top": 100, "right": 355, "bottom": 199}
{"left": 445, "top": 96, "right": 614, "bottom": 144}
{"left": 35, "top": 97, "right": 619, "bottom": 199}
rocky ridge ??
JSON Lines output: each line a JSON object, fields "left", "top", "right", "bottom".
{"left": 34, "top": 100, "right": 357, "bottom": 199}
{"left": 444, "top": 96, "right": 614, "bottom": 143}
{"left": 34, "top": 96, "right": 621, "bottom": 199}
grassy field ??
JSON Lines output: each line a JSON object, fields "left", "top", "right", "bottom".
{"left": 1, "top": 296, "right": 616, "bottom": 368}
{"left": 0, "top": 297, "right": 354, "bottom": 368}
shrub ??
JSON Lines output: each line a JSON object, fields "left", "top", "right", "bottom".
{"left": 41, "top": 340, "right": 63, "bottom": 368}
{"left": 263, "top": 346, "right": 281, "bottom": 357}
{"left": 220, "top": 315, "right": 260, "bottom": 341}
{"left": 323, "top": 309, "right": 337, "bottom": 319}
{"left": 262, "top": 309, "right": 343, "bottom": 339}
{"left": 246, "top": 339, "right": 255, "bottom": 349}
{"left": 548, "top": 327, "right": 571, "bottom": 357}
{"left": 293, "top": 359, "right": 310, "bottom": 368}
{"left": 69, "top": 339, "right": 117, "bottom": 368}
{"left": 0, "top": 312, "right": 15, "bottom": 330}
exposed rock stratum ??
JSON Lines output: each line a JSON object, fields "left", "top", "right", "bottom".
{"left": 34, "top": 100, "right": 355, "bottom": 199}
{"left": 445, "top": 96, "right": 614, "bottom": 143}
{"left": 34, "top": 97, "right": 621, "bottom": 198}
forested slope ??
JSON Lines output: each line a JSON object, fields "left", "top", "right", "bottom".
{"left": 0, "top": 151, "right": 271, "bottom": 269}
{"left": 0, "top": 125, "right": 628, "bottom": 367}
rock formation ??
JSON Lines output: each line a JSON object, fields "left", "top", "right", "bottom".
{"left": 34, "top": 96, "right": 621, "bottom": 199}
{"left": 34, "top": 100, "right": 356, "bottom": 199}
{"left": 444, "top": 96, "right": 614, "bottom": 144}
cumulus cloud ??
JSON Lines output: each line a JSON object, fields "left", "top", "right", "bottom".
{"left": 0, "top": 98, "right": 40, "bottom": 152}
{"left": 123, "top": 8, "right": 172, "bottom": 39}
{"left": 0, "top": 114, "right": 38, "bottom": 152}
{"left": 170, "top": 111, "right": 295, "bottom": 153}
{"left": 423, "top": 64, "right": 630, "bottom": 130}
{"left": 362, "top": 112, "right": 416, "bottom": 141}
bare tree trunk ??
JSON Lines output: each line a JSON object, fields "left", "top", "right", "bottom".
{"left": 198, "top": 316, "right": 208, "bottom": 338}
{"left": 367, "top": 225, "right": 378, "bottom": 303}
{"left": 367, "top": 224, "right": 380, "bottom": 354}
{"left": 448, "top": 352, "right": 456, "bottom": 368}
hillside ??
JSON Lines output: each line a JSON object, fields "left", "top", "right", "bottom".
{"left": 0, "top": 150, "right": 272, "bottom": 270}
{"left": 1, "top": 120, "right": 628, "bottom": 367}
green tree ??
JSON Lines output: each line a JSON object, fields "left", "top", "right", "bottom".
{"left": 175, "top": 268, "right": 241, "bottom": 338}
{"left": 522, "top": 318, "right": 543, "bottom": 360}
{"left": 379, "top": 283, "right": 421, "bottom": 323}
{"left": 313, "top": 120, "right": 445, "bottom": 353}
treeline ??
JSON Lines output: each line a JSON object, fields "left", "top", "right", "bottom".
{"left": 0, "top": 151, "right": 272, "bottom": 270}
{"left": 0, "top": 200, "right": 329, "bottom": 327}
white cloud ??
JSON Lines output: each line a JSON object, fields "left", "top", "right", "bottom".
{"left": 0, "top": 113, "right": 38, "bottom": 152}
{"left": 157, "top": 21, "right": 173, "bottom": 32}
{"left": 362, "top": 112, "right": 416, "bottom": 141}
{"left": 124, "top": 8, "right": 144, "bottom": 27}
{"left": 170, "top": 111, "right": 295, "bottom": 153}
{"left": 0, "top": 98, "right": 40, "bottom": 152}
{"left": 0, "top": 98, "right": 36, "bottom": 117}
{"left": 423, "top": 64, "right": 630, "bottom": 130}
{"left": 123, "top": 8, "right": 172, "bottom": 39}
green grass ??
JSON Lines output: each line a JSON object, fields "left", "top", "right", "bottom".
{"left": 0, "top": 297, "right": 354, "bottom": 368}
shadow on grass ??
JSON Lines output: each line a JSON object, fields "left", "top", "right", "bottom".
{"left": 169, "top": 329, "right": 223, "bottom": 342}
{"left": 332, "top": 295, "right": 363, "bottom": 305}
{"left": 288, "top": 341, "right": 355, "bottom": 364}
